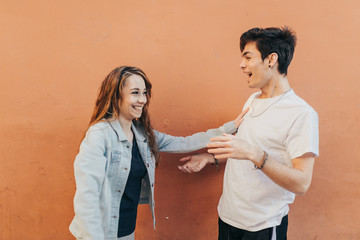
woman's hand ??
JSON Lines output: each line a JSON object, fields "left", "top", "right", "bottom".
{"left": 234, "top": 107, "right": 249, "bottom": 128}
{"left": 178, "top": 153, "right": 214, "bottom": 173}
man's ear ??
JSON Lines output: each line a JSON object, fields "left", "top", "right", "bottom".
{"left": 267, "top": 52, "right": 278, "bottom": 68}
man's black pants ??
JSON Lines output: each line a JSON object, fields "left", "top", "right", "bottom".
{"left": 218, "top": 215, "right": 288, "bottom": 240}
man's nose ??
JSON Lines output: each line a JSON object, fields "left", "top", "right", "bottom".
{"left": 239, "top": 59, "right": 246, "bottom": 70}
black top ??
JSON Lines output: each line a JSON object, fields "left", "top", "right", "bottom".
{"left": 117, "top": 137, "right": 147, "bottom": 237}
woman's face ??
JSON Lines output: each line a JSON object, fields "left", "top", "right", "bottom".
{"left": 119, "top": 74, "right": 148, "bottom": 121}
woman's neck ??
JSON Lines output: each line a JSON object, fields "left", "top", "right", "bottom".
{"left": 118, "top": 116, "right": 133, "bottom": 142}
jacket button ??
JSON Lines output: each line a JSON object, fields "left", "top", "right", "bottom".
{"left": 126, "top": 145, "right": 130, "bottom": 148}
{"left": 151, "top": 183, "right": 154, "bottom": 187}
{"left": 147, "top": 163, "right": 149, "bottom": 167}
{"left": 124, "top": 168, "right": 128, "bottom": 171}
{"left": 112, "top": 216, "right": 117, "bottom": 219}
{"left": 116, "top": 190, "right": 121, "bottom": 193}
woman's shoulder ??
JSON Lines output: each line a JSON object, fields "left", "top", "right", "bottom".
{"left": 87, "top": 120, "right": 112, "bottom": 135}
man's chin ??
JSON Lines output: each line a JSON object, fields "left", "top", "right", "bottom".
{"left": 247, "top": 83, "right": 256, "bottom": 88}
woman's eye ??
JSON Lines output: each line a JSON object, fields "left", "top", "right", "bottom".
{"left": 143, "top": 91, "right": 148, "bottom": 95}
{"left": 131, "top": 91, "right": 139, "bottom": 95}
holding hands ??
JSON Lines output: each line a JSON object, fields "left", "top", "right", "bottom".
{"left": 207, "top": 134, "right": 263, "bottom": 164}
{"left": 178, "top": 107, "right": 263, "bottom": 173}
{"left": 178, "top": 134, "right": 264, "bottom": 173}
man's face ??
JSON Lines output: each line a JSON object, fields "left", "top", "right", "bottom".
{"left": 239, "top": 42, "right": 272, "bottom": 89}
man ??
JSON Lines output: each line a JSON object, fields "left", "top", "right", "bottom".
{"left": 178, "top": 27, "right": 319, "bottom": 240}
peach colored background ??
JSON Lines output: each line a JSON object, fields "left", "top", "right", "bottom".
{"left": 1, "top": 0, "right": 359, "bottom": 239}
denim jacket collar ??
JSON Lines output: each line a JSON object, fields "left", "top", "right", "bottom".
{"left": 131, "top": 123, "right": 147, "bottom": 143}
{"left": 107, "top": 119, "right": 147, "bottom": 143}
{"left": 107, "top": 120, "right": 127, "bottom": 142}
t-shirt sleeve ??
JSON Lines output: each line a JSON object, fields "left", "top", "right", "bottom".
{"left": 284, "top": 109, "right": 319, "bottom": 159}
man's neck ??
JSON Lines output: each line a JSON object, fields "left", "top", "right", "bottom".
{"left": 259, "top": 75, "right": 291, "bottom": 99}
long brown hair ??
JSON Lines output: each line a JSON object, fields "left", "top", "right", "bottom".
{"left": 89, "top": 66, "right": 159, "bottom": 165}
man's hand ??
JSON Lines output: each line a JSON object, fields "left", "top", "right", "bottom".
{"left": 178, "top": 153, "right": 214, "bottom": 173}
{"left": 234, "top": 107, "right": 249, "bottom": 128}
{"left": 207, "top": 134, "right": 263, "bottom": 165}
{"left": 207, "top": 134, "right": 316, "bottom": 194}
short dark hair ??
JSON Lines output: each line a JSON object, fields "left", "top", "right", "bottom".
{"left": 240, "top": 26, "right": 297, "bottom": 75}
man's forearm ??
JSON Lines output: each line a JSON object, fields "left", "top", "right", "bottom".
{"left": 253, "top": 153, "right": 315, "bottom": 195}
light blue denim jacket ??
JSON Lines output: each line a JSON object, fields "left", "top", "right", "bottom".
{"left": 69, "top": 119, "right": 236, "bottom": 240}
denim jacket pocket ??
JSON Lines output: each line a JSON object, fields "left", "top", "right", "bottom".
{"left": 108, "top": 151, "right": 121, "bottom": 178}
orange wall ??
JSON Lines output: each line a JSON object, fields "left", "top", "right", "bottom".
{"left": 1, "top": 1, "right": 359, "bottom": 239}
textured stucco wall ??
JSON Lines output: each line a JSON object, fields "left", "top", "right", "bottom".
{"left": 1, "top": 1, "right": 359, "bottom": 239}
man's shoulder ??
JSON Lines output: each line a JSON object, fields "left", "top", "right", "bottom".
{"left": 281, "top": 92, "right": 319, "bottom": 125}
{"left": 286, "top": 91, "right": 317, "bottom": 112}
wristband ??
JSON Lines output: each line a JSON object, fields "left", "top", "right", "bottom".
{"left": 210, "top": 153, "right": 219, "bottom": 171}
{"left": 254, "top": 151, "right": 268, "bottom": 170}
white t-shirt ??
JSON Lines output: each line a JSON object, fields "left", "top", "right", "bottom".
{"left": 217, "top": 89, "right": 319, "bottom": 232}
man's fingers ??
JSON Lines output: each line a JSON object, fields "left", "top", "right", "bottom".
{"left": 207, "top": 148, "right": 230, "bottom": 155}
{"left": 209, "top": 136, "right": 231, "bottom": 142}
{"left": 213, "top": 153, "right": 232, "bottom": 159}
{"left": 207, "top": 141, "right": 231, "bottom": 149}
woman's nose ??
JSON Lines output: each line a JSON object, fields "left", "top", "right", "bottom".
{"left": 138, "top": 94, "right": 147, "bottom": 103}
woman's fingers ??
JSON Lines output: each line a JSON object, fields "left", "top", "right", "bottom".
{"left": 234, "top": 107, "right": 249, "bottom": 127}
{"left": 178, "top": 164, "right": 192, "bottom": 173}
{"left": 179, "top": 155, "right": 192, "bottom": 162}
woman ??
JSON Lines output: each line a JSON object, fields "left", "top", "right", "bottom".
{"left": 69, "top": 66, "right": 244, "bottom": 240}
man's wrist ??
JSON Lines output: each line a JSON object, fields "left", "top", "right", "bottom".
{"left": 251, "top": 147, "right": 266, "bottom": 167}
{"left": 254, "top": 151, "right": 268, "bottom": 170}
